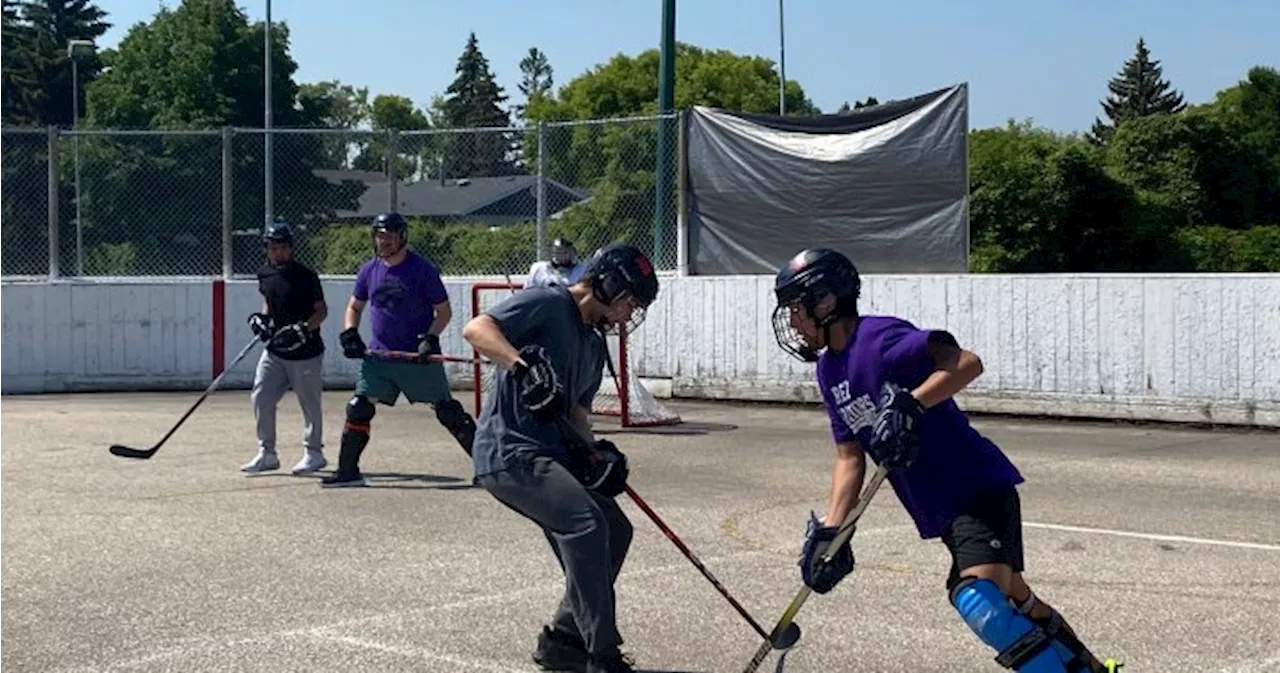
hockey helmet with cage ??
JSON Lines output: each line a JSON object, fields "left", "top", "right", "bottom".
{"left": 772, "top": 247, "right": 862, "bottom": 362}
{"left": 584, "top": 243, "right": 659, "bottom": 333}
{"left": 370, "top": 212, "right": 409, "bottom": 257}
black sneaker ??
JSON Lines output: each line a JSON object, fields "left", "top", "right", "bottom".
{"left": 532, "top": 626, "right": 589, "bottom": 672}
{"left": 320, "top": 471, "right": 367, "bottom": 488}
{"left": 586, "top": 651, "right": 635, "bottom": 673}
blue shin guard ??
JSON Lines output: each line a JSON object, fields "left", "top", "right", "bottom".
{"left": 950, "top": 578, "right": 1075, "bottom": 671}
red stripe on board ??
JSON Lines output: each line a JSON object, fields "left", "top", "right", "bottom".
{"left": 212, "top": 278, "right": 226, "bottom": 377}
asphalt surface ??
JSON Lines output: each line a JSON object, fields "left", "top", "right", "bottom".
{"left": 3, "top": 391, "right": 1279, "bottom": 673}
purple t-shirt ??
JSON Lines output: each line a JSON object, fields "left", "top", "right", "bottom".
{"left": 352, "top": 251, "right": 449, "bottom": 352}
{"left": 816, "top": 315, "right": 1024, "bottom": 540}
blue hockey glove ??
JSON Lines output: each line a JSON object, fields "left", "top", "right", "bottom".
{"left": 867, "top": 381, "right": 925, "bottom": 470}
{"left": 798, "top": 512, "right": 855, "bottom": 594}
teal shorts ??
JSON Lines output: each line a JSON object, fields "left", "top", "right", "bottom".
{"left": 355, "top": 358, "right": 453, "bottom": 406}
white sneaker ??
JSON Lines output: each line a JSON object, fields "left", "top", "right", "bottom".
{"left": 291, "top": 451, "right": 327, "bottom": 475}
{"left": 241, "top": 451, "right": 280, "bottom": 473}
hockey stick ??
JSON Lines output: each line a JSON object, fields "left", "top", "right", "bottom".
{"left": 364, "top": 349, "right": 481, "bottom": 364}
{"left": 108, "top": 337, "right": 262, "bottom": 460}
{"left": 552, "top": 415, "right": 801, "bottom": 650}
{"left": 739, "top": 463, "right": 890, "bottom": 673}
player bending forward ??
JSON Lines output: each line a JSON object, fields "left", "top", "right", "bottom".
{"left": 323, "top": 212, "right": 477, "bottom": 488}
{"left": 773, "top": 248, "right": 1122, "bottom": 673}
{"left": 242, "top": 222, "right": 329, "bottom": 475}
{"left": 462, "top": 243, "right": 660, "bottom": 673}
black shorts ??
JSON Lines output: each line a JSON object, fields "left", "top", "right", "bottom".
{"left": 941, "top": 486, "right": 1025, "bottom": 591}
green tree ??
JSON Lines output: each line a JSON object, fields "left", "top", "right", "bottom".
{"left": 79, "top": 0, "right": 362, "bottom": 275}
{"left": 296, "top": 80, "right": 371, "bottom": 169}
{"left": 2, "top": 0, "right": 42, "bottom": 125}
{"left": 1207, "top": 66, "right": 1280, "bottom": 212}
{"left": 438, "top": 32, "right": 517, "bottom": 178}
{"left": 1089, "top": 37, "right": 1186, "bottom": 145}
{"left": 515, "top": 46, "right": 553, "bottom": 121}
{"left": 836, "top": 96, "right": 879, "bottom": 113}
{"left": 352, "top": 94, "right": 431, "bottom": 179}
{"left": 20, "top": 0, "right": 110, "bottom": 127}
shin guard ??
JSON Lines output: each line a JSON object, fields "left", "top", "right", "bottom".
{"left": 338, "top": 396, "right": 376, "bottom": 474}
{"left": 434, "top": 398, "right": 476, "bottom": 457}
{"left": 950, "top": 577, "right": 1074, "bottom": 671}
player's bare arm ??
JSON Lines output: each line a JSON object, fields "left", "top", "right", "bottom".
{"left": 822, "top": 441, "right": 867, "bottom": 526}
{"left": 462, "top": 314, "right": 523, "bottom": 369}
{"left": 304, "top": 299, "right": 328, "bottom": 332}
{"left": 344, "top": 296, "right": 365, "bottom": 330}
{"left": 569, "top": 404, "right": 595, "bottom": 444}
{"left": 427, "top": 299, "right": 451, "bottom": 337}
{"left": 911, "top": 331, "right": 984, "bottom": 409}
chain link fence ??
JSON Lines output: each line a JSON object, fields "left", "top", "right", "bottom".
{"left": 1, "top": 113, "right": 681, "bottom": 279}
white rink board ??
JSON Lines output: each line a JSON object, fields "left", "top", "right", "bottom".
{"left": 3, "top": 273, "right": 1278, "bottom": 427}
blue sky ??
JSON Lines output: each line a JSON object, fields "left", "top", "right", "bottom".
{"left": 97, "top": 0, "right": 1277, "bottom": 133}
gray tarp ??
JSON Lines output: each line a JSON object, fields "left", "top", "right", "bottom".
{"left": 685, "top": 83, "right": 969, "bottom": 275}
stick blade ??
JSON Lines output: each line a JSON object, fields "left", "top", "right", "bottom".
{"left": 109, "top": 444, "right": 156, "bottom": 459}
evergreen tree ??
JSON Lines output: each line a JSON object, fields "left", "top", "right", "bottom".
{"left": 1, "top": 0, "right": 43, "bottom": 125}
{"left": 439, "top": 32, "right": 517, "bottom": 177}
{"left": 16, "top": 0, "right": 112, "bottom": 127}
{"left": 1089, "top": 37, "right": 1186, "bottom": 145}
{"left": 515, "top": 47, "right": 553, "bottom": 121}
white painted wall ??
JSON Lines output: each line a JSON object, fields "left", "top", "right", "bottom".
{"left": 4, "top": 274, "right": 1278, "bottom": 426}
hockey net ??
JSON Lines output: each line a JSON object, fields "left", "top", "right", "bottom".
{"left": 469, "top": 282, "right": 681, "bottom": 428}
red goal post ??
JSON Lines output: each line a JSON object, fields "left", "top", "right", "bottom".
{"left": 469, "top": 282, "right": 681, "bottom": 428}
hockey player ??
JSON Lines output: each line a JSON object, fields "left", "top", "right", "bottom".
{"left": 772, "top": 247, "right": 1122, "bottom": 673}
{"left": 462, "top": 243, "right": 660, "bottom": 673}
{"left": 242, "top": 222, "right": 329, "bottom": 475}
{"left": 323, "top": 212, "right": 478, "bottom": 488}
{"left": 524, "top": 237, "right": 587, "bottom": 288}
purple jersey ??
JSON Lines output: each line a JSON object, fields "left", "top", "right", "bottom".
{"left": 816, "top": 315, "right": 1024, "bottom": 539}
{"left": 352, "top": 250, "right": 449, "bottom": 352}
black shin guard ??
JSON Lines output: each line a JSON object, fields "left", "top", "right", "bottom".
{"left": 434, "top": 398, "right": 476, "bottom": 457}
{"left": 339, "top": 396, "right": 376, "bottom": 474}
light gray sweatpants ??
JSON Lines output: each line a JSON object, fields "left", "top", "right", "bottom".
{"left": 252, "top": 349, "right": 325, "bottom": 454}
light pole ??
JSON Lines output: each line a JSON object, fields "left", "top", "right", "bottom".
{"left": 68, "top": 38, "right": 96, "bottom": 275}
{"left": 778, "top": 0, "right": 786, "bottom": 115}
{"left": 264, "top": 0, "right": 274, "bottom": 228}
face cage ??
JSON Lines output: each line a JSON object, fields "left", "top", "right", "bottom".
{"left": 771, "top": 302, "right": 821, "bottom": 362}
{"left": 373, "top": 230, "right": 408, "bottom": 257}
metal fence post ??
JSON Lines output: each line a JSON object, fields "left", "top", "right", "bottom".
{"left": 46, "top": 126, "right": 60, "bottom": 279}
{"left": 222, "top": 126, "right": 233, "bottom": 278}
{"left": 536, "top": 121, "right": 548, "bottom": 262}
{"left": 676, "top": 109, "right": 689, "bottom": 276}
{"left": 387, "top": 129, "right": 399, "bottom": 213}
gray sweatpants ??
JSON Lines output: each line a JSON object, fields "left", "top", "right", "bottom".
{"left": 251, "top": 349, "right": 325, "bottom": 454}
{"left": 478, "top": 453, "right": 634, "bottom": 656}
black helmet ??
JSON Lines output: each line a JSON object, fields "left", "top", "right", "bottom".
{"left": 371, "top": 212, "right": 408, "bottom": 257}
{"left": 263, "top": 221, "right": 294, "bottom": 245}
{"left": 372, "top": 212, "right": 408, "bottom": 233}
{"left": 550, "top": 237, "right": 576, "bottom": 268}
{"left": 585, "top": 243, "right": 660, "bottom": 333}
{"left": 772, "top": 248, "right": 861, "bottom": 362}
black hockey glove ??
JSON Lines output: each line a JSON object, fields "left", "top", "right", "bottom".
{"left": 512, "top": 344, "right": 563, "bottom": 419}
{"left": 339, "top": 327, "right": 367, "bottom": 359}
{"left": 248, "top": 313, "right": 274, "bottom": 342}
{"left": 268, "top": 322, "right": 308, "bottom": 354}
{"left": 416, "top": 333, "right": 442, "bottom": 362}
{"left": 867, "top": 381, "right": 925, "bottom": 470}
{"left": 798, "top": 512, "right": 855, "bottom": 594}
{"left": 576, "top": 439, "right": 629, "bottom": 498}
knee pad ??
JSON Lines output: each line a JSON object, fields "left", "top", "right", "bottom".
{"left": 434, "top": 398, "right": 476, "bottom": 456}
{"left": 345, "top": 396, "right": 376, "bottom": 429}
{"left": 949, "top": 578, "right": 1074, "bottom": 671}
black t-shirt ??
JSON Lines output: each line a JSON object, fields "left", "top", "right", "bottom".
{"left": 257, "top": 261, "right": 326, "bottom": 360}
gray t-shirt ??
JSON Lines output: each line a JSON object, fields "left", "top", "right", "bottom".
{"left": 471, "top": 285, "right": 607, "bottom": 478}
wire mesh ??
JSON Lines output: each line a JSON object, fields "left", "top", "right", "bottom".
{"left": 1, "top": 129, "right": 51, "bottom": 276}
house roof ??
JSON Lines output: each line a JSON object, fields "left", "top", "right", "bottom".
{"left": 317, "top": 170, "right": 586, "bottom": 220}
